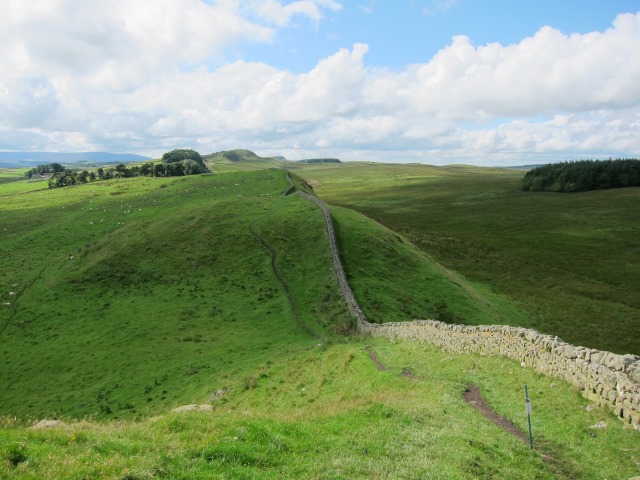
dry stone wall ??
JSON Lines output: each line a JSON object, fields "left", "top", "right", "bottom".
{"left": 297, "top": 183, "right": 640, "bottom": 429}
{"left": 299, "top": 191, "right": 368, "bottom": 327}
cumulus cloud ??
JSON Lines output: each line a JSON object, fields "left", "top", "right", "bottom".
{"left": 0, "top": 3, "right": 639, "bottom": 165}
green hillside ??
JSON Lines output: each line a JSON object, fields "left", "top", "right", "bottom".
{"left": 1, "top": 167, "right": 638, "bottom": 479}
{"left": 292, "top": 161, "right": 640, "bottom": 354}
{"left": 0, "top": 170, "right": 351, "bottom": 419}
{"left": 0, "top": 167, "right": 522, "bottom": 420}
{"left": 204, "top": 149, "right": 289, "bottom": 172}
{"left": 2, "top": 339, "right": 638, "bottom": 478}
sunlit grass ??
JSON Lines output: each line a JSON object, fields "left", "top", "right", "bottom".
{"left": 1, "top": 339, "right": 638, "bottom": 479}
{"left": 0, "top": 164, "right": 638, "bottom": 479}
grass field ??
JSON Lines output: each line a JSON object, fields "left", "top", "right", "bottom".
{"left": 2, "top": 338, "right": 639, "bottom": 479}
{"left": 329, "top": 206, "right": 527, "bottom": 327}
{"left": 1, "top": 165, "right": 638, "bottom": 479}
{"left": 0, "top": 167, "right": 516, "bottom": 420}
{"left": 0, "top": 171, "right": 353, "bottom": 419}
{"left": 292, "top": 162, "right": 640, "bottom": 354}
{"left": 0, "top": 168, "right": 29, "bottom": 185}
{"left": 204, "top": 150, "right": 288, "bottom": 173}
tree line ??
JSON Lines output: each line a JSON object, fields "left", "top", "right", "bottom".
{"left": 25, "top": 163, "right": 65, "bottom": 178}
{"left": 520, "top": 159, "right": 640, "bottom": 192}
{"left": 28, "top": 149, "right": 209, "bottom": 189}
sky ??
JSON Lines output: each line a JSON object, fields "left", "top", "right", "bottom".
{"left": 1, "top": 0, "right": 639, "bottom": 165}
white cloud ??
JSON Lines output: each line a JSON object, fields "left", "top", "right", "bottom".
{"left": 251, "top": 0, "right": 342, "bottom": 25}
{"left": 0, "top": 4, "right": 639, "bottom": 165}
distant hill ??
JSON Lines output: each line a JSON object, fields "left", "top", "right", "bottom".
{"left": 204, "top": 149, "right": 289, "bottom": 172}
{"left": 0, "top": 151, "right": 152, "bottom": 168}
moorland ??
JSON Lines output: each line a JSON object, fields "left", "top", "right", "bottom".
{"left": 288, "top": 161, "right": 640, "bottom": 354}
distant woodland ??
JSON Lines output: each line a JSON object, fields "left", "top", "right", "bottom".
{"left": 521, "top": 159, "right": 640, "bottom": 192}
{"left": 25, "top": 149, "right": 209, "bottom": 189}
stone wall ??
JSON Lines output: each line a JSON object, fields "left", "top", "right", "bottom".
{"left": 361, "top": 320, "right": 640, "bottom": 427}
{"left": 299, "top": 191, "right": 367, "bottom": 328}
{"left": 298, "top": 184, "right": 640, "bottom": 429}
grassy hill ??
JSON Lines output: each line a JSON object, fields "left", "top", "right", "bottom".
{"left": 1, "top": 167, "right": 638, "bottom": 479}
{"left": 0, "top": 170, "right": 353, "bottom": 420}
{"left": 0, "top": 167, "right": 523, "bottom": 421}
{"left": 291, "top": 161, "right": 640, "bottom": 355}
{"left": 204, "top": 149, "right": 289, "bottom": 172}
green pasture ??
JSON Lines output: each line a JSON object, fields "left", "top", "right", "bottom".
{"left": 2, "top": 339, "right": 638, "bottom": 479}
{"left": 205, "top": 150, "right": 287, "bottom": 173}
{"left": 329, "top": 206, "right": 526, "bottom": 326}
{"left": 0, "top": 169, "right": 29, "bottom": 185}
{"left": 0, "top": 163, "right": 638, "bottom": 479}
{"left": 0, "top": 171, "right": 349, "bottom": 419}
{"left": 292, "top": 162, "right": 640, "bottom": 354}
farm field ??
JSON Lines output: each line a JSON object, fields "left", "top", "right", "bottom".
{"left": 291, "top": 162, "right": 640, "bottom": 354}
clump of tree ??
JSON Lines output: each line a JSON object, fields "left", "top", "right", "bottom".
{"left": 25, "top": 163, "right": 65, "bottom": 178}
{"left": 162, "top": 149, "right": 208, "bottom": 173}
{"left": 521, "top": 159, "right": 640, "bottom": 192}
{"left": 47, "top": 149, "right": 209, "bottom": 189}
{"left": 48, "top": 169, "right": 96, "bottom": 188}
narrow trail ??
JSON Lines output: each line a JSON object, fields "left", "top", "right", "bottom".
{"left": 365, "top": 348, "right": 528, "bottom": 443}
{"left": 364, "top": 347, "right": 569, "bottom": 473}
{"left": 299, "top": 171, "right": 531, "bottom": 443}
{"left": 248, "top": 205, "right": 320, "bottom": 340}
{"left": 293, "top": 172, "right": 573, "bottom": 475}
{"left": 365, "top": 347, "right": 387, "bottom": 371}
{"left": 463, "top": 385, "right": 529, "bottom": 443}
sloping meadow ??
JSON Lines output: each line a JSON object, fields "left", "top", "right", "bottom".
{"left": 0, "top": 170, "right": 347, "bottom": 420}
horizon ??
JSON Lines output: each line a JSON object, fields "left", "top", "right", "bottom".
{"left": 1, "top": 1, "right": 639, "bottom": 167}
{"left": 1, "top": 148, "right": 637, "bottom": 169}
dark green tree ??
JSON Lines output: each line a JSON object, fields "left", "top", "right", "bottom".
{"left": 521, "top": 159, "right": 640, "bottom": 193}
{"left": 181, "top": 159, "right": 204, "bottom": 175}
{"left": 162, "top": 149, "right": 208, "bottom": 172}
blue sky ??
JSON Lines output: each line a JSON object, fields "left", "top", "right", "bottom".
{"left": 242, "top": 1, "right": 640, "bottom": 72}
{"left": 1, "top": 0, "right": 639, "bottom": 165}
